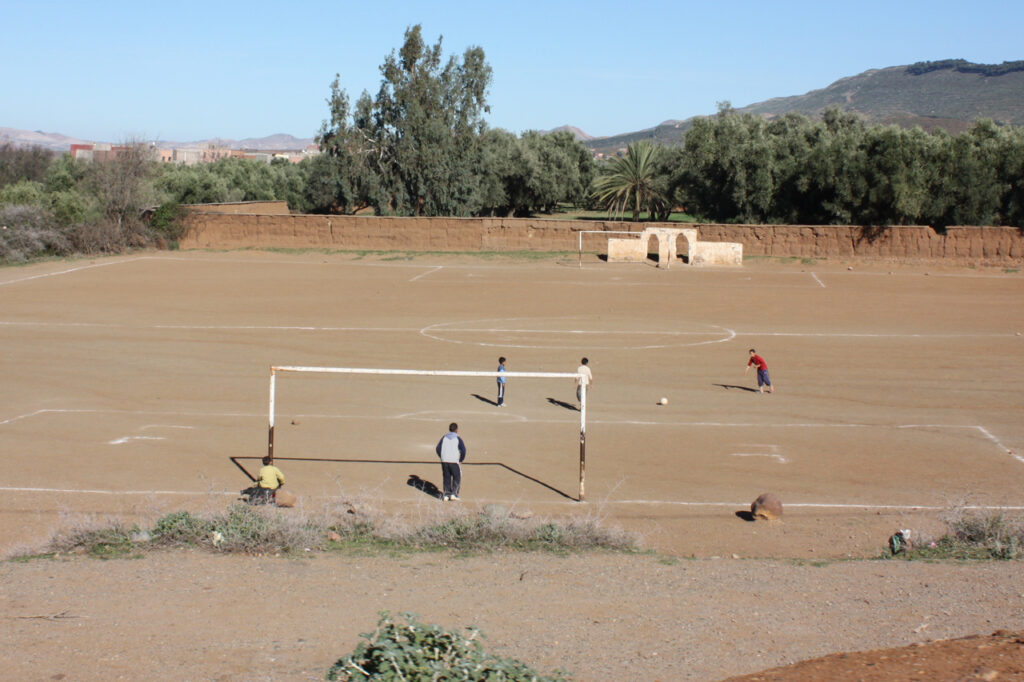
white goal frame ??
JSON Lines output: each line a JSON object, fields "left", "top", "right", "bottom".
{"left": 268, "top": 365, "right": 591, "bottom": 501}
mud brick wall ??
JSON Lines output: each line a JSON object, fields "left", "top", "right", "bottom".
{"left": 179, "top": 210, "right": 1023, "bottom": 265}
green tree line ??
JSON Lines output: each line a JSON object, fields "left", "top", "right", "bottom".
{"left": 3, "top": 26, "right": 1023, "bottom": 265}
{"left": 658, "top": 107, "right": 1024, "bottom": 228}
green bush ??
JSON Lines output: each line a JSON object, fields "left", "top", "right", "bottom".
{"left": 326, "top": 612, "right": 569, "bottom": 681}
{"left": 151, "top": 510, "right": 213, "bottom": 546}
{"left": 148, "top": 201, "right": 187, "bottom": 243}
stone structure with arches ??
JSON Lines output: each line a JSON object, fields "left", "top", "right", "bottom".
{"left": 606, "top": 227, "right": 743, "bottom": 267}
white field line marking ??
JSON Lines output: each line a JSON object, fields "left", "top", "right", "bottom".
{"left": 0, "top": 408, "right": 264, "bottom": 426}
{"left": 109, "top": 255, "right": 1022, "bottom": 279}
{"left": 393, "top": 410, "right": 530, "bottom": 422}
{"left": 731, "top": 453, "right": 788, "bottom": 463}
{"left": 3, "top": 254, "right": 1018, "bottom": 286}
{"left": 0, "top": 319, "right": 1014, "bottom": 340}
{"left": 810, "top": 272, "right": 826, "bottom": 288}
{"left": 3, "top": 409, "right": 1019, "bottom": 467}
{"left": 739, "top": 331, "right": 1015, "bottom": 338}
{"left": 420, "top": 319, "right": 737, "bottom": 350}
{"left": 973, "top": 426, "right": 1024, "bottom": 464}
{"left": 432, "top": 328, "right": 722, "bottom": 336}
{"left": 140, "top": 424, "right": 195, "bottom": 430}
{"left": 0, "top": 486, "right": 236, "bottom": 496}
{"left": 109, "top": 436, "right": 166, "bottom": 445}
{"left": 607, "top": 500, "right": 1024, "bottom": 510}
{"left": 0, "top": 257, "right": 150, "bottom": 287}
{"left": 409, "top": 265, "right": 443, "bottom": 282}
{"left": 731, "top": 443, "right": 787, "bottom": 463}
{"left": 0, "top": 486, "right": 1021, "bottom": 512}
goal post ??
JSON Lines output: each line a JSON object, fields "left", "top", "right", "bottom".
{"left": 267, "top": 365, "right": 590, "bottom": 500}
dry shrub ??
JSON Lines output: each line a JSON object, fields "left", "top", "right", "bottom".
{"left": 68, "top": 218, "right": 130, "bottom": 254}
{"left": 899, "top": 504, "right": 1024, "bottom": 560}
{"left": 0, "top": 204, "right": 72, "bottom": 263}
{"left": 939, "top": 506, "right": 1024, "bottom": 559}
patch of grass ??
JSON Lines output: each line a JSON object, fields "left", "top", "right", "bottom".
{"left": 15, "top": 500, "right": 638, "bottom": 561}
{"left": 543, "top": 206, "right": 698, "bottom": 224}
{"left": 50, "top": 524, "right": 141, "bottom": 560}
{"left": 1005, "top": 268, "right": 1020, "bottom": 274}
{"left": 8, "top": 552, "right": 58, "bottom": 563}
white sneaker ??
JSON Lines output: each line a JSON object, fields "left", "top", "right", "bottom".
{"left": 442, "top": 495, "right": 450, "bottom": 501}
{"left": 450, "top": 495, "right": 460, "bottom": 501}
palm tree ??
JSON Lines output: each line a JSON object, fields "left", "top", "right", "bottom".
{"left": 590, "top": 141, "right": 668, "bottom": 221}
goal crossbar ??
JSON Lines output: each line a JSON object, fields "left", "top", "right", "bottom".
{"left": 268, "top": 365, "right": 590, "bottom": 500}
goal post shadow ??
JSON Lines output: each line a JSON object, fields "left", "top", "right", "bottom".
{"left": 230, "top": 456, "right": 578, "bottom": 501}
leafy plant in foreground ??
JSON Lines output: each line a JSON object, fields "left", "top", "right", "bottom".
{"left": 326, "top": 611, "right": 569, "bottom": 681}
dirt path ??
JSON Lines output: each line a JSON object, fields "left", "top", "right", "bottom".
{"left": 3, "top": 551, "right": 1023, "bottom": 681}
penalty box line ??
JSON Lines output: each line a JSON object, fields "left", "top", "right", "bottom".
{"left": 2, "top": 409, "right": 1019, "bottom": 463}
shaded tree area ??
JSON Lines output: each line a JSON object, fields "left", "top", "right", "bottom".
{"left": 667, "top": 108, "right": 1024, "bottom": 228}
{"left": 154, "top": 157, "right": 308, "bottom": 211}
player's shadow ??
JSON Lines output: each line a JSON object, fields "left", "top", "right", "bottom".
{"left": 471, "top": 393, "right": 499, "bottom": 406}
{"left": 547, "top": 397, "right": 579, "bottom": 411}
{"left": 714, "top": 383, "right": 759, "bottom": 393}
{"left": 407, "top": 475, "right": 443, "bottom": 499}
{"left": 735, "top": 510, "right": 757, "bottom": 522}
{"left": 230, "top": 456, "right": 577, "bottom": 501}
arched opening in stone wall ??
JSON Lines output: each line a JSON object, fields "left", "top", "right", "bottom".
{"left": 673, "top": 233, "right": 691, "bottom": 264}
{"left": 646, "top": 234, "right": 660, "bottom": 263}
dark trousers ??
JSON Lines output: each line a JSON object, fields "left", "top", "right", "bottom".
{"left": 496, "top": 381, "right": 505, "bottom": 405}
{"left": 441, "top": 462, "right": 462, "bottom": 497}
{"left": 242, "top": 486, "right": 276, "bottom": 505}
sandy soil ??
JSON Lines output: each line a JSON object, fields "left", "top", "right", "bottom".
{"left": 2, "top": 251, "right": 1023, "bottom": 679}
{"left": 3, "top": 551, "right": 1023, "bottom": 681}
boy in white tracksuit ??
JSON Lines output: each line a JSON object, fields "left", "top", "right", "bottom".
{"left": 435, "top": 422, "right": 467, "bottom": 501}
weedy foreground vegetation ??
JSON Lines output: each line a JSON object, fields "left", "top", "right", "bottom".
{"left": 18, "top": 500, "right": 637, "bottom": 561}
{"left": 892, "top": 507, "right": 1024, "bottom": 561}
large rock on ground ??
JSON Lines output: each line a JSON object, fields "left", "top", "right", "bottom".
{"left": 274, "top": 489, "right": 296, "bottom": 508}
{"left": 751, "top": 493, "right": 782, "bottom": 520}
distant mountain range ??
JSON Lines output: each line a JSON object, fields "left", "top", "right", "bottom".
{"left": 0, "top": 128, "right": 316, "bottom": 153}
{"left": 4, "top": 59, "right": 1022, "bottom": 156}
{"left": 578, "top": 59, "right": 1024, "bottom": 155}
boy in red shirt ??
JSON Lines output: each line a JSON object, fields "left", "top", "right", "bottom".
{"left": 745, "top": 349, "right": 774, "bottom": 394}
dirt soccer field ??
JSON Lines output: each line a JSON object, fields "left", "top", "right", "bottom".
{"left": 1, "top": 250, "right": 1022, "bottom": 558}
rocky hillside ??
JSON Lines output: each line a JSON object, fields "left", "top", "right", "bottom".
{"left": 585, "top": 59, "right": 1024, "bottom": 155}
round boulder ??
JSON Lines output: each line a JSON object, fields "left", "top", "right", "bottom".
{"left": 751, "top": 493, "right": 782, "bottom": 520}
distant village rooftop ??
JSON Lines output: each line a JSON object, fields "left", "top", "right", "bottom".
{"left": 69, "top": 142, "right": 319, "bottom": 165}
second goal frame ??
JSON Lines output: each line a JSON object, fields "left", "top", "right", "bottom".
{"left": 267, "top": 365, "right": 591, "bottom": 501}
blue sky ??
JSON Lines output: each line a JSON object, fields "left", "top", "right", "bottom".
{"left": 3, "top": 0, "right": 1022, "bottom": 143}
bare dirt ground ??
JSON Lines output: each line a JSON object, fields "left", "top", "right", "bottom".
{"left": 1, "top": 250, "right": 1023, "bottom": 680}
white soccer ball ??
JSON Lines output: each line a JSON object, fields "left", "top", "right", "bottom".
{"left": 659, "top": 397, "right": 668, "bottom": 405}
